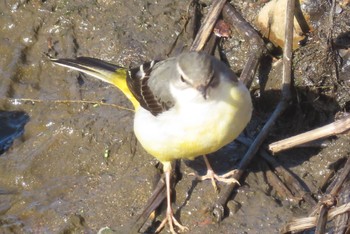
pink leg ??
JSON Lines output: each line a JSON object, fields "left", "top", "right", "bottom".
{"left": 155, "top": 162, "right": 188, "bottom": 234}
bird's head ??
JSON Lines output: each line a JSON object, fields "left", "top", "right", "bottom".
{"left": 176, "top": 52, "right": 219, "bottom": 99}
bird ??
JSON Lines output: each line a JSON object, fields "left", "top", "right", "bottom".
{"left": 51, "top": 51, "right": 252, "bottom": 233}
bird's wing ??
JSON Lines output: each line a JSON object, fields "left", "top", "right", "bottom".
{"left": 126, "top": 58, "right": 178, "bottom": 116}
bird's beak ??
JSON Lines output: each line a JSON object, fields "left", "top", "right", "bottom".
{"left": 197, "top": 85, "right": 208, "bottom": 99}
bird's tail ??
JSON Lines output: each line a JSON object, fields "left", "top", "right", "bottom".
{"left": 51, "top": 57, "right": 139, "bottom": 109}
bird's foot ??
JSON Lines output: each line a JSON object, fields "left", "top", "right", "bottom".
{"left": 190, "top": 169, "right": 240, "bottom": 192}
{"left": 155, "top": 211, "right": 188, "bottom": 234}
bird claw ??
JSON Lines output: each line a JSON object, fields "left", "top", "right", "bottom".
{"left": 155, "top": 212, "right": 188, "bottom": 234}
{"left": 189, "top": 169, "right": 240, "bottom": 192}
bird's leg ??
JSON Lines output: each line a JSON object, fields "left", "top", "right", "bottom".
{"left": 191, "top": 155, "right": 240, "bottom": 192}
{"left": 155, "top": 162, "right": 188, "bottom": 234}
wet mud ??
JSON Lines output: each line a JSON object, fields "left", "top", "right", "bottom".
{"left": 1, "top": 0, "right": 350, "bottom": 233}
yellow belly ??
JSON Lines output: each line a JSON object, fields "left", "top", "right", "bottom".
{"left": 133, "top": 81, "right": 252, "bottom": 163}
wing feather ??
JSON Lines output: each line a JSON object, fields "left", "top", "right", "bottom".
{"left": 127, "top": 60, "right": 174, "bottom": 116}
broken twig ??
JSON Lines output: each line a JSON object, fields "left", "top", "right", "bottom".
{"left": 190, "top": 0, "right": 227, "bottom": 52}
{"left": 269, "top": 115, "right": 350, "bottom": 154}
{"left": 283, "top": 157, "right": 350, "bottom": 233}
{"left": 281, "top": 202, "right": 350, "bottom": 233}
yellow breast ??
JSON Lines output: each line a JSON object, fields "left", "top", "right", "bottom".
{"left": 133, "top": 81, "right": 252, "bottom": 164}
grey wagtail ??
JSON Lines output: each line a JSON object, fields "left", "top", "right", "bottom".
{"left": 51, "top": 52, "right": 252, "bottom": 233}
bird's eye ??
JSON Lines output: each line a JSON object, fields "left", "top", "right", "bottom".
{"left": 180, "top": 76, "right": 186, "bottom": 82}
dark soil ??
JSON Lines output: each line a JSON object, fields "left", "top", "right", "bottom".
{"left": 1, "top": 0, "right": 350, "bottom": 233}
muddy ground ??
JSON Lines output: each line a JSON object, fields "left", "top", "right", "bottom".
{"left": 1, "top": 0, "right": 350, "bottom": 233}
